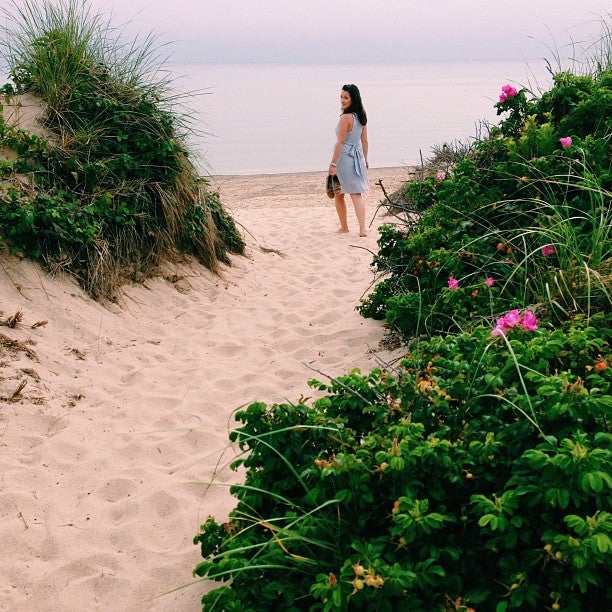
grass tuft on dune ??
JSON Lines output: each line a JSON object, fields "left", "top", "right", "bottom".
{"left": 0, "top": 0, "right": 243, "bottom": 299}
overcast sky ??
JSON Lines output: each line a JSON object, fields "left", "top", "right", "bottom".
{"left": 0, "top": 0, "right": 607, "bottom": 65}
{"left": 76, "top": 0, "right": 608, "bottom": 64}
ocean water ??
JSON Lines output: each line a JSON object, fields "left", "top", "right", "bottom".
{"left": 168, "top": 60, "right": 553, "bottom": 176}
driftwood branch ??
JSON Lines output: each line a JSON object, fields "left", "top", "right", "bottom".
{"left": 375, "top": 178, "right": 394, "bottom": 204}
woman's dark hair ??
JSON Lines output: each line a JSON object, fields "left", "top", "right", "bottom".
{"left": 342, "top": 83, "right": 367, "bottom": 125}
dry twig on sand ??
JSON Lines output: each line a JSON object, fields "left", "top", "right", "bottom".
{"left": 0, "top": 333, "right": 37, "bottom": 359}
{"left": 0, "top": 310, "right": 24, "bottom": 328}
{"left": 9, "top": 379, "right": 27, "bottom": 402}
{"left": 259, "top": 246, "right": 286, "bottom": 258}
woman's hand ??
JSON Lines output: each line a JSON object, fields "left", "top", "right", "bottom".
{"left": 328, "top": 163, "right": 337, "bottom": 176}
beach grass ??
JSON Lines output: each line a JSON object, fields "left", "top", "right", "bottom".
{"left": 0, "top": 0, "right": 243, "bottom": 299}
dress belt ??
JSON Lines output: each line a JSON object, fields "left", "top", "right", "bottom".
{"left": 343, "top": 142, "right": 365, "bottom": 177}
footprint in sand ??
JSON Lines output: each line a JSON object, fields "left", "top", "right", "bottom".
{"left": 95, "top": 478, "right": 138, "bottom": 504}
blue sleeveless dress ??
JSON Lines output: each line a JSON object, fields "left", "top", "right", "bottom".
{"left": 336, "top": 113, "right": 369, "bottom": 194}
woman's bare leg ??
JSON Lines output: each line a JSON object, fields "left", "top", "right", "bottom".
{"left": 350, "top": 194, "right": 367, "bottom": 236}
{"left": 335, "top": 194, "right": 349, "bottom": 233}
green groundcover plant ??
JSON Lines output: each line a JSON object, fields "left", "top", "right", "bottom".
{"left": 193, "top": 28, "right": 612, "bottom": 610}
{"left": 194, "top": 311, "right": 611, "bottom": 611}
{"left": 358, "top": 67, "right": 611, "bottom": 338}
{"left": 0, "top": 0, "right": 244, "bottom": 298}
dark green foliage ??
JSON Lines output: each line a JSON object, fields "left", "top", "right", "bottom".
{"left": 194, "top": 312, "right": 612, "bottom": 610}
{"left": 0, "top": 0, "right": 244, "bottom": 298}
{"left": 359, "top": 69, "right": 611, "bottom": 338}
{"left": 193, "top": 48, "right": 612, "bottom": 612}
{"left": 192, "top": 29, "right": 612, "bottom": 612}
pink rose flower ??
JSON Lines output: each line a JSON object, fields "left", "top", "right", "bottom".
{"left": 521, "top": 310, "right": 538, "bottom": 331}
{"left": 499, "top": 92, "right": 507, "bottom": 103}
{"left": 485, "top": 277, "right": 495, "bottom": 288}
{"left": 559, "top": 136, "right": 572, "bottom": 149}
{"left": 491, "top": 309, "right": 538, "bottom": 336}
{"left": 502, "top": 309, "right": 521, "bottom": 328}
{"left": 491, "top": 314, "right": 512, "bottom": 337}
{"left": 492, "top": 319, "right": 507, "bottom": 335}
{"left": 501, "top": 84, "right": 518, "bottom": 96}
{"left": 541, "top": 244, "right": 555, "bottom": 256}
{"left": 436, "top": 171, "right": 446, "bottom": 181}
{"left": 492, "top": 309, "right": 520, "bottom": 336}
{"left": 448, "top": 277, "right": 459, "bottom": 290}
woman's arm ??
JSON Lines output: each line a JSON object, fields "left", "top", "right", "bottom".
{"left": 361, "top": 124, "right": 369, "bottom": 168}
{"left": 329, "top": 114, "right": 352, "bottom": 175}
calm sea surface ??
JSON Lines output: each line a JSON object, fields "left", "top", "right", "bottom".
{"left": 169, "top": 60, "right": 553, "bottom": 176}
{"left": 0, "top": 60, "right": 552, "bottom": 176}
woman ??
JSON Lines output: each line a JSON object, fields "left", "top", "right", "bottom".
{"left": 328, "top": 83, "right": 369, "bottom": 237}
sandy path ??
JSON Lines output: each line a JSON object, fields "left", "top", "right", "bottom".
{"left": 0, "top": 167, "right": 409, "bottom": 610}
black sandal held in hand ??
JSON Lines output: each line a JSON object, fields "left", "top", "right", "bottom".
{"left": 326, "top": 174, "right": 341, "bottom": 198}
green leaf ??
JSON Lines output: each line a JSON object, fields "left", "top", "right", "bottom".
{"left": 466, "top": 587, "right": 491, "bottom": 603}
{"left": 595, "top": 533, "right": 610, "bottom": 553}
{"left": 332, "top": 587, "right": 342, "bottom": 607}
{"left": 565, "top": 514, "right": 587, "bottom": 532}
{"left": 581, "top": 471, "right": 605, "bottom": 493}
{"left": 428, "top": 564, "right": 446, "bottom": 577}
{"left": 558, "top": 488, "right": 570, "bottom": 509}
{"left": 484, "top": 373, "right": 503, "bottom": 386}
{"left": 536, "top": 384, "right": 558, "bottom": 396}
{"left": 524, "top": 449, "right": 548, "bottom": 468}
{"left": 590, "top": 395, "right": 612, "bottom": 408}
{"left": 390, "top": 456, "right": 405, "bottom": 470}
{"left": 335, "top": 489, "right": 351, "bottom": 502}
{"left": 573, "top": 555, "right": 587, "bottom": 569}
{"left": 427, "top": 512, "right": 445, "bottom": 524}
{"left": 478, "top": 514, "right": 494, "bottom": 527}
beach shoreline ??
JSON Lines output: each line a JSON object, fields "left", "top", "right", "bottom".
{"left": 208, "top": 165, "right": 417, "bottom": 209}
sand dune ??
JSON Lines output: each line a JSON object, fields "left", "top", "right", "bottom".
{"left": 0, "top": 167, "right": 410, "bottom": 610}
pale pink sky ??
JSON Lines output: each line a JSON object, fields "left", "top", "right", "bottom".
{"left": 84, "top": 0, "right": 608, "bottom": 63}
{"left": 4, "top": 0, "right": 609, "bottom": 64}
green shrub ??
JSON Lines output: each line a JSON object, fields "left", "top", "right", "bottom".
{"left": 359, "top": 66, "right": 611, "bottom": 338}
{"left": 194, "top": 312, "right": 611, "bottom": 610}
{"left": 192, "top": 20, "right": 612, "bottom": 612}
{"left": 0, "top": 0, "right": 244, "bottom": 298}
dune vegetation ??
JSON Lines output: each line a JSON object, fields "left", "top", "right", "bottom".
{"left": 193, "top": 17, "right": 611, "bottom": 612}
{"left": 0, "top": 1, "right": 609, "bottom": 610}
{"left": 0, "top": 0, "right": 243, "bottom": 299}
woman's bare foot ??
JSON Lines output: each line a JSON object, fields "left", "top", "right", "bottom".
{"left": 336, "top": 228, "right": 349, "bottom": 234}
{"left": 359, "top": 230, "right": 368, "bottom": 237}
